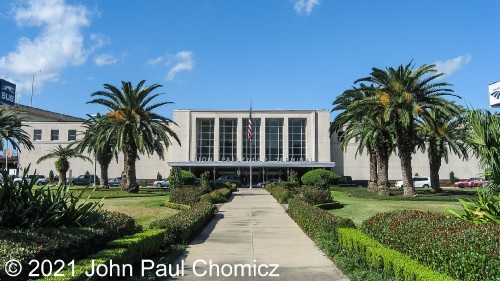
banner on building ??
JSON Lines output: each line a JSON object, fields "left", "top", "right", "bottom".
{"left": 489, "top": 81, "right": 500, "bottom": 108}
{"left": 0, "top": 79, "right": 16, "bottom": 105}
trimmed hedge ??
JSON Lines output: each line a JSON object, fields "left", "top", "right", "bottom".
{"left": 265, "top": 184, "right": 292, "bottom": 203}
{"left": 362, "top": 210, "right": 500, "bottom": 281}
{"left": 150, "top": 201, "right": 217, "bottom": 245}
{"left": 160, "top": 201, "right": 190, "bottom": 210}
{"left": 1, "top": 211, "right": 140, "bottom": 280}
{"left": 287, "top": 197, "right": 355, "bottom": 239}
{"left": 40, "top": 229, "right": 166, "bottom": 281}
{"left": 298, "top": 185, "right": 333, "bottom": 205}
{"left": 200, "top": 188, "right": 232, "bottom": 204}
{"left": 337, "top": 228, "right": 458, "bottom": 281}
{"left": 170, "top": 186, "right": 208, "bottom": 206}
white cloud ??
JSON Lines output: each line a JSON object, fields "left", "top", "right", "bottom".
{"left": 94, "top": 53, "right": 117, "bottom": 66}
{"left": 0, "top": 0, "right": 104, "bottom": 97}
{"left": 294, "top": 0, "right": 321, "bottom": 15}
{"left": 434, "top": 54, "right": 472, "bottom": 77}
{"left": 148, "top": 51, "right": 195, "bottom": 81}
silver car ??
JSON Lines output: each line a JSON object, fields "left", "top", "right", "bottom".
{"left": 153, "top": 178, "right": 170, "bottom": 188}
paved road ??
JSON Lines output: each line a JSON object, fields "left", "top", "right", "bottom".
{"left": 167, "top": 188, "right": 349, "bottom": 280}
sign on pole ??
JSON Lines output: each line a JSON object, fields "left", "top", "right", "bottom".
{"left": 488, "top": 81, "right": 500, "bottom": 108}
{"left": 0, "top": 79, "right": 16, "bottom": 105}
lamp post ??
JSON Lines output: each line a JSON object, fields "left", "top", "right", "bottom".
{"left": 31, "top": 70, "right": 41, "bottom": 107}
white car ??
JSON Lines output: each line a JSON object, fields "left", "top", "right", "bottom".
{"left": 395, "top": 177, "right": 431, "bottom": 188}
{"left": 13, "top": 175, "right": 47, "bottom": 186}
{"left": 153, "top": 179, "right": 170, "bottom": 188}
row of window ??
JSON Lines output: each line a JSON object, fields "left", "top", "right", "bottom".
{"left": 196, "top": 118, "right": 306, "bottom": 161}
{"left": 33, "top": 129, "right": 77, "bottom": 141}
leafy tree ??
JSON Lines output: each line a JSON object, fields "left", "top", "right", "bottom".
{"left": 355, "top": 62, "right": 458, "bottom": 196}
{"left": 0, "top": 107, "right": 33, "bottom": 152}
{"left": 37, "top": 144, "right": 92, "bottom": 186}
{"left": 157, "top": 172, "right": 162, "bottom": 180}
{"left": 87, "top": 80, "right": 180, "bottom": 193}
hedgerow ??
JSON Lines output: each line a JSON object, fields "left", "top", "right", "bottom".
{"left": 361, "top": 210, "right": 500, "bottom": 281}
{"left": 169, "top": 186, "right": 208, "bottom": 206}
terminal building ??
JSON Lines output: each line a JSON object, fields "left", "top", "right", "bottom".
{"left": 2, "top": 104, "right": 482, "bottom": 184}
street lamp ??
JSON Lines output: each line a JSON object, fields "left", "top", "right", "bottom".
{"left": 31, "top": 69, "right": 41, "bottom": 107}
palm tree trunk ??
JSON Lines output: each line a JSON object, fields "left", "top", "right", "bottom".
{"left": 396, "top": 122, "right": 416, "bottom": 197}
{"left": 428, "top": 141, "right": 443, "bottom": 192}
{"left": 58, "top": 170, "right": 67, "bottom": 187}
{"left": 123, "top": 143, "right": 139, "bottom": 193}
{"left": 99, "top": 160, "right": 110, "bottom": 189}
{"left": 377, "top": 146, "right": 390, "bottom": 196}
{"left": 368, "top": 146, "right": 378, "bottom": 192}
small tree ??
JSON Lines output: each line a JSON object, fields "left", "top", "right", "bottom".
{"left": 48, "top": 170, "right": 54, "bottom": 182}
{"left": 201, "top": 171, "right": 210, "bottom": 189}
{"left": 289, "top": 170, "right": 299, "bottom": 184}
{"left": 169, "top": 168, "right": 182, "bottom": 189}
{"left": 157, "top": 172, "right": 162, "bottom": 180}
{"left": 449, "top": 171, "right": 456, "bottom": 184}
{"left": 301, "top": 169, "right": 340, "bottom": 189}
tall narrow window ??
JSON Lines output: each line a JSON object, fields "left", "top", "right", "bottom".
{"left": 265, "top": 119, "right": 283, "bottom": 161}
{"left": 289, "top": 119, "right": 306, "bottom": 161}
{"left": 68, "top": 130, "right": 77, "bottom": 141}
{"left": 33, "top": 129, "right": 42, "bottom": 141}
{"left": 196, "top": 119, "right": 214, "bottom": 160}
{"left": 219, "top": 119, "right": 237, "bottom": 160}
{"left": 51, "top": 130, "right": 59, "bottom": 141}
{"left": 242, "top": 118, "right": 260, "bottom": 160}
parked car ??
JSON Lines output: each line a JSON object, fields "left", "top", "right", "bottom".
{"left": 70, "top": 175, "right": 99, "bottom": 186}
{"left": 394, "top": 177, "right": 431, "bottom": 188}
{"left": 108, "top": 177, "right": 122, "bottom": 187}
{"left": 153, "top": 179, "right": 170, "bottom": 188}
{"left": 256, "top": 179, "right": 282, "bottom": 188}
{"left": 13, "top": 174, "right": 47, "bottom": 186}
{"left": 454, "top": 178, "right": 485, "bottom": 188}
{"left": 212, "top": 175, "right": 241, "bottom": 185}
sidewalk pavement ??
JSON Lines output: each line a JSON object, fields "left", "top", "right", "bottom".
{"left": 167, "top": 188, "right": 350, "bottom": 280}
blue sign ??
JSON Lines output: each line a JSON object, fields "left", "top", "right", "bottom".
{"left": 0, "top": 79, "right": 16, "bottom": 105}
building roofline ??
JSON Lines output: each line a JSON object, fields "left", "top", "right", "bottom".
{"left": 1, "top": 104, "right": 85, "bottom": 122}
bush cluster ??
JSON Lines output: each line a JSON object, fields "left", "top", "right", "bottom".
{"left": 168, "top": 169, "right": 196, "bottom": 185}
{"left": 362, "top": 210, "right": 500, "bottom": 281}
{"left": 287, "top": 197, "right": 355, "bottom": 239}
{"left": 0, "top": 170, "right": 101, "bottom": 228}
{"left": 150, "top": 201, "right": 217, "bottom": 245}
{"left": 266, "top": 183, "right": 332, "bottom": 205}
{"left": 170, "top": 186, "right": 208, "bottom": 206}
{"left": 337, "top": 228, "right": 458, "bottom": 281}
{"left": 298, "top": 185, "right": 333, "bottom": 205}
{"left": 201, "top": 187, "right": 232, "bottom": 203}
{"left": 0, "top": 210, "right": 140, "bottom": 280}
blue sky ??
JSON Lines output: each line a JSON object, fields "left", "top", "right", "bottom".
{"left": 0, "top": 0, "right": 499, "bottom": 120}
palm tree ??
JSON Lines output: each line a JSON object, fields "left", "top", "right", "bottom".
{"left": 37, "top": 144, "right": 92, "bottom": 186}
{"left": 87, "top": 80, "right": 180, "bottom": 193}
{"left": 464, "top": 110, "right": 500, "bottom": 184}
{"left": 331, "top": 85, "right": 395, "bottom": 195}
{"left": 76, "top": 115, "right": 117, "bottom": 188}
{"left": 416, "top": 106, "right": 468, "bottom": 192}
{"left": 355, "top": 62, "right": 458, "bottom": 196}
{"left": 0, "top": 107, "right": 34, "bottom": 152}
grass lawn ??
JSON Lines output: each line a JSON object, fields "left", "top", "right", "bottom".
{"left": 329, "top": 187, "right": 473, "bottom": 226}
{"left": 64, "top": 186, "right": 178, "bottom": 228}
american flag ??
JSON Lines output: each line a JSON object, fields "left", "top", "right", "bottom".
{"left": 248, "top": 109, "right": 253, "bottom": 141}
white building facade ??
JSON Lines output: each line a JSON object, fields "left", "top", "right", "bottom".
{"left": 5, "top": 105, "right": 482, "bottom": 184}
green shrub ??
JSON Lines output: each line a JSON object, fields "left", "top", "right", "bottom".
{"left": 337, "top": 228, "right": 458, "bottom": 281}
{"left": 170, "top": 185, "right": 208, "bottom": 206}
{"left": 160, "top": 201, "right": 190, "bottom": 210}
{"left": 265, "top": 184, "right": 292, "bottom": 203}
{"left": 300, "top": 168, "right": 340, "bottom": 189}
{"left": 168, "top": 169, "right": 196, "bottom": 185}
{"left": 0, "top": 169, "right": 101, "bottom": 228}
{"left": 299, "top": 185, "right": 333, "bottom": 205}
{"left": 288, "top": 197, "right": 355, "bottom": 239}
{"left": 362, "top": 210, "right": 500, "bottom": 281}
{"left": 0, "top": 211, "right": 140, "bottom": 280}
{"left": 201, "top": 171, "right": 210, "bottom": 189}
{"left": 150, "top": 201, "right": 217, "bottom": 245}
{"left": 449, "top": 187, "right": 500, "bottom": 224}
{"left": 209, "top": 180, "right": 231, "bottom": 190}
{"left": 201, "top": 188, "right": 232, "bottom": 203}
{"left": 289, "top": 169, "right": 299, "bottom": 184}
{"left": 157, "top": 172, "right": 162, "bottom": 180}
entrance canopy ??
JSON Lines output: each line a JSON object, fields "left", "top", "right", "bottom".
{"left": 168, "top": 161, "right": 335, "bottom": 168}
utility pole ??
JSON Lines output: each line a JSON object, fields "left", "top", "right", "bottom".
{"left": 31, "top": 70, "right": 41, "bottom": 107}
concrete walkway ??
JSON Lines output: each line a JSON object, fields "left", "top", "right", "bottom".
{"left": 168, "top": 188, "right": 349, "bottom": 280}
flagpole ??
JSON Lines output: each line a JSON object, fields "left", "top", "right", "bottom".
{"left": 249, "top": 100, "right": 253, "bottom": 189}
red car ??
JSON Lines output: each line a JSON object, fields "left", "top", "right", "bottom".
{"left": 454, "top": 178, "right": 484, "bottom": 188}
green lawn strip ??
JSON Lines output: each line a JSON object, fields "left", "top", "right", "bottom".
{"left": 332, "top": 186, "right": 477, "bottom": 201}
{"left": 329, "top": 190, "right": 463, "bottom": 226}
